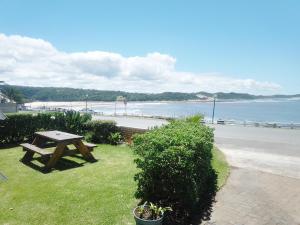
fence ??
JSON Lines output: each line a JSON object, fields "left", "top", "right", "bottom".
{"left": 206, "top": 119, "right": 300, "bottom": 129}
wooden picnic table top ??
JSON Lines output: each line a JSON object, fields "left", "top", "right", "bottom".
{"left": 35, "top": 130, "right": 83, "bottom": 142}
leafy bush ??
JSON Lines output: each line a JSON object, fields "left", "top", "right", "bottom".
{"left": 63, "top": 111, "right": 91, "bottom": 134}
{"left": 185, "top": 114, "right": 203, "bottom": 124}
{"left": 84, "top": 120, "right": 119, "bottom": 144}
{"left": 132, "top": 119, "right": 217, "bottom": 224}
{"left": 0, "top": 112, "right": 120, "bottom": 146}
{"left": 0, "top": 113, "right": 36, "bottom": 144}
{"left": 108, "top": 132, "right": 122, "bottom": 145}
{"left": 0, "top": 112, "right": 91, "bottom": 145}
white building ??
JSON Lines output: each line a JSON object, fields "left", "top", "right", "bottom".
{"left": 0, "top": 110, "right": 7, "bottom": 120}
{"left": 0, "top": 83, "right": 17, "bottom": 113}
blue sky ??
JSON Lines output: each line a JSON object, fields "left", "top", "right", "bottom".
{"left": 0, "top": 0, "right": 299, "bottom": 94}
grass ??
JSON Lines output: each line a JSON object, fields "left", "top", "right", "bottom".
{"left": 0, "top": 144, "right": 137, "bottom": 225}
{"left": 212, "top": 146, "right": 230, "bottom": 188}
{"left": 0, "top": 144, "right": 229, "bottom": 225}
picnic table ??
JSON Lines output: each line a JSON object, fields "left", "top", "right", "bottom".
{"left": 20, "top": 130, "right": 96, "bottom": 171}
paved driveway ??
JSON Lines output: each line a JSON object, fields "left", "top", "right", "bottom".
{"left": 205, "top": 125, "right": 300, "bottom": 225}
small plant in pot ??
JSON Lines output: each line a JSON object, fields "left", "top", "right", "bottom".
{"left": 133, "top": 202, "right": 172, "bottom": 225}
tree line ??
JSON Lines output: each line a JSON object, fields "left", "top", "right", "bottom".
{"left": 1, "top": 85, "right": 298, "bottom": 103}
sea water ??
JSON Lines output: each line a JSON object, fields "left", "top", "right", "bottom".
{"left": 26, "top": 99, "right": 300, "bottom": 124}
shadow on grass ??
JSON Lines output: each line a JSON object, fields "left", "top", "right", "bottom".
{"left": 0, "top": 143, "right": 20, "bottom": 149}
{"left": 20, "top": 155, "right": 98, "bottom": 174}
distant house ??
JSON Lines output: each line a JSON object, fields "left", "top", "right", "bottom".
{"left": 196, "top": 94, "right": 209, "bottom": 100}
{"left": 0, "top": 110, "right": 7, "bottom": 120}
{"left": 0, "top": 91, "right": 9, "bottom": 103}
{"left": 0, "top": 90, "right": 17, "bottom": 113}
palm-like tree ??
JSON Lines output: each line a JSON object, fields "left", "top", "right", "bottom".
{"left": 0, "top": 86, "right": 23, "bottom": 103}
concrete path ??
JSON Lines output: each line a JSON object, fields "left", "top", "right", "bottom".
{"left": 206, "top": 168, "right": 300, "bottom": 225}
{"left": 205, "top": 125, "right": 300, "bottom": 225}
{"left": 92, "top": 115, "right": 168, "bottom": 129}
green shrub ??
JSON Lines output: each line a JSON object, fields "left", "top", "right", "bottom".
{"left": 108, "top": 132, "right": 123, "bottom": 145}
{"left": 0, "top": 112, "right": 91, "bottom": 145}
{"left": 63, "top": 111, "right": 91, "bottom": 134}
{"left": 0, "top": 113, "right": 36, "bottom": 144}
{"left": 185, "top": 114, "right": 203, "bottom": 124}
{"left": 84, "top": 120, "right": 119, "bottom": 144}
{"left": 132, "top": 119, "right": 217, "bottom": 224}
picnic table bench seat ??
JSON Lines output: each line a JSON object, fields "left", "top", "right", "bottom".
{"left": 84, "top": 143, "right": 97, "bottom": 152}
{"left": 21, "top": 142, "right": 96, "bottom": 156}
{"left": 62, "top": 143, "right": 96, "bottom": 156}
{"left": 20, "top": 143, "right": 53, "bottom": 156}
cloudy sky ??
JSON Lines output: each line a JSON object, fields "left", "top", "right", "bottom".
{"left": 0, "top": 0, "right": 299, "bottom": 94}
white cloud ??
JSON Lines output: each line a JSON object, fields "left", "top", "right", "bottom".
{"left": 0, "top": 33, "right": 281, "bottom": 94}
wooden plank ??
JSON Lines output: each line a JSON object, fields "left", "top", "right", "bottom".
{"left": 35, "top": 130, "right": 83, "bottom": 142}
{"left": 84, "top": 143, "right": 97, "bottom": 148}
{"left": 83, "top": 142, "right": 97, "bottom": 152}
{"left": 20, "top": 143, "right": 53, "bottom": 156}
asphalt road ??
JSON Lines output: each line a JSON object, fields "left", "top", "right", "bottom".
{"left": 205, "top": 125, "right": 300, "bottom": 225}
{"left": 211, "top": 125, "right": 300, "bottom": 179}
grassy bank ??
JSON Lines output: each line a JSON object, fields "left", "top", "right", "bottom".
{"left": 0, "top": 144, "right": 229, "bottom": 225}
{"left": 212, "top": 146, "right": 230, "bottom": 188}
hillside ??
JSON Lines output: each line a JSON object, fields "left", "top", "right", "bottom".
{"left": 1, "top": 85, "right": 299, "bottom": 102}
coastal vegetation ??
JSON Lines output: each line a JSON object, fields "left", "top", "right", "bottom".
{"left": 132, "top": 117, "right": 217, "bottom": 224}
{"left": 212, "top": 147, "right": 230, "bottom": 188}
{"left": 2, "top": 85, "right": 198, "bottom": 102}
{"left": 1, "top": 85, "right": 299, "bottom": 102}
{"left": 0, "top": 144, "right": 228, "bottom": 225}
{"left": 0, "top": 113, "right": 229, "bottom": 224}
{"left": 0, "top": 112, "right": 117, "bottom": 146}
{"left": 84, "top": 120, "right": 121, "bottom": 144}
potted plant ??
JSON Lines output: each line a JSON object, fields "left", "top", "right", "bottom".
{"left": 133, "top": 202, "right": 172, "bottom": 225}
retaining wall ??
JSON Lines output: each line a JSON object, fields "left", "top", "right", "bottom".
{"left": 118, "top": 126, "right": 147, "bottom": 144}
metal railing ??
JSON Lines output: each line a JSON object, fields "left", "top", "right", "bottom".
{"left": 205, "top": 119, "right": 300, "bottom": 129}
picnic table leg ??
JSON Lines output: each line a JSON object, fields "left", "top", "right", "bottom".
{"left": 45, "top": 143, "right": 66, "bottom": 170}
{"left": 21, "top": 136, "right": 45, "bottom": 162}
{"left": 21, "top": 151, "right": 35, "bottom": 162}
{"left": 32, "top": 136, "right": 45, "bottom": 147}
{"left": 73, "top": 140, "right": 96, "bottom": 161}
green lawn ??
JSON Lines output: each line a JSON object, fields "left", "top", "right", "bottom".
{"left": 212, "top": 146, "right": 230, "bottom": 188}
{"left": 0, "top": 145, "right": 138, "bottom": 225}
{"left": 0, "top": 144, "right": 229, "bottom": 225}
